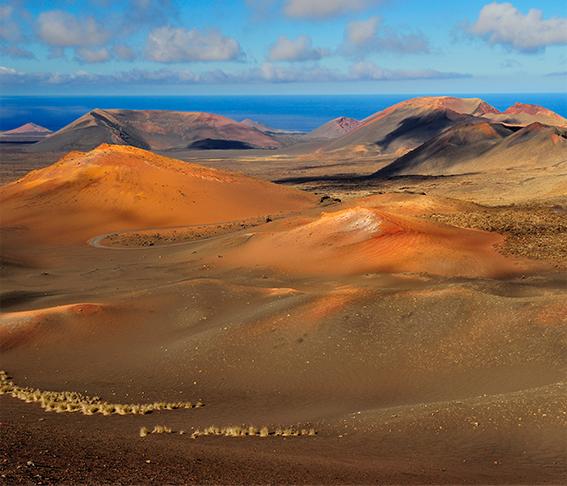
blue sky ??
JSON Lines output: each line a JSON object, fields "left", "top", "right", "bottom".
{"left": 0, "top": 0, "right": 566, "bottom": 94}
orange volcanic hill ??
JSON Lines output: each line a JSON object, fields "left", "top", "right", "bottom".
{"left": 222, "top": 205, "right": 534, "bottom": 278}
{"left": 487, "top": 102, "right": 567, "bottom": 127}
{"left": 32, "top": 109, "right": 280, "bottom": 152}
{"left": 374, "top": 121, "right": 567, "bottom": 177}
{"left": 0, "top": 144, "right": 317, "bottom": 244}
{"left": 323, "top": 96, "right": 494, "bottom": 155}
{"left": 364, "top": 96, "right": 500, "bottom": 122}
{"left": 320, "top": 96, "right": 567, "bottom": 156}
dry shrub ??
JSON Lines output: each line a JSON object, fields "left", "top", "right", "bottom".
{"left": 0, "top": 370, "right": 203, "bottom": 417}
{"left": 139, "top": 425, "right": 176, "bottom": 437}
{"left": 189, "top": 425, "right": 316, "bottom": 439}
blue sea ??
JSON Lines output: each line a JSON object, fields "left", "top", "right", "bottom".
{"left": 1, "top": 93, "right": 566, "bottom": 132}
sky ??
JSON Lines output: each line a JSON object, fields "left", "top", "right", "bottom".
{"left": 0, "top": 0, "right": 566, "bottom": 94}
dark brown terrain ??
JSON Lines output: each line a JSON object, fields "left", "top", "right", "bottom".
{"left": 1, "top": 96, "right": 566, "bottom": 485}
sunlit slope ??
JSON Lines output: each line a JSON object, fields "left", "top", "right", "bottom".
{"left": 0, "top": 144, "right": 317, "bottom": 243}
{"left": 223, "top": 204, "right": 535, "bottom": 278}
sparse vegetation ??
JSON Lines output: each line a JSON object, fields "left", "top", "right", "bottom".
{"left": 0, "top": 370, "right": 203, "bottom": 416}
{"left": 189, "top": 425, "right": 316, "bottom": 439}
{"left": 427, "top": 205, "right": 567, "bottom": 268}
{"left": 139, "top": 425, "right": 185, "bottom": 437}
{"left": 2, "top": 371, "right": 316, "bottom": 444}
{"left": 137, "top": 423, "right": 317, "bottom": 439}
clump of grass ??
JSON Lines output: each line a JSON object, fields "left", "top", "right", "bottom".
{"left": 139, "top": 425, "right": 177, "bottom": 437}
{"left": 0, "top": 370, "right": 203, "bottom": 417}
{"left": 189, "top": 425, "right": 316, "bottom": 439}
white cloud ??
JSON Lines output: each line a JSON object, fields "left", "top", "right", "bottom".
{"left": 0, "top": 6, "right": 21, "bottom": 42}
{"left": 1, "top": 46, "right": 35, "bottom": 59}
{"left": 113, "top": 44, "right": 136, "bottom": 61}
{"left": 345, "top": 17, "right": 379, "bottom": 45}
{"left": 343, "top": 16, "right": 430, "bottom": 54}
{"left": 0, "top": 66, "right": 18, "bottom": 75}
{"left": 284, "top": 0, "right": 380, "bottom": 19}
{"left": 146, "top": 27, "right": 244, "bottom": 62}
{"left": 37, "top": 10, "right": 109, "bottom": 47}
{"left": 268, "top": 35, "right": 328, "bottom": 61}
{"left": 372, "top": 30, "right": 430, "bottom": 54}
{"left": 75, "top": 47, "right": 111, "bottom": 63}
{"left": 470, "top": 2, "right": 567, "bottom": 53}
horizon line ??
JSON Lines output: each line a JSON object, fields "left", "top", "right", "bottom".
{"left": 1, "top": 91, "right": 566, "bottom": 98}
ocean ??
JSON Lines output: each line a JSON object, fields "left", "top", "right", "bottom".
{"left": 1, "top": 93, "right": 566, "bottom": 132}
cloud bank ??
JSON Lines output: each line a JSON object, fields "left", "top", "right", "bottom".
{"left": 343, "top": 17, "right": 430, "bottom": 55}
{"left": 37, "top": 11, "right": 109, "bottom": 48}
{"left": 145, "top": 27, "right": 244, "bottom": 62}
{"left": 284, "top": 0, "right": 381, "bottom": 19}
{"left": 268, "top": 35, "right": 328, "bottom": 61}
{"left": 0, "top": 63, "right": 470, "bottom": 88}
{"left": 470, "top": 2, "right": 567, "bottom": 53}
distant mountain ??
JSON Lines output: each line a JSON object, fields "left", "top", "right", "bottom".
{"left": 0, "top": 122, "right": 52, "bottom": 143}
{"left": 486, "top": 103, "right": 567, "bottom": 127}
{"left": 24, "top": 97, "right": 567, "bottom": 156}
{"left": 31, "top": 109, "right": 281, "bottom": 152}
{"left": 306, "top": 117, "right": 361, "bottom": 140}
{"left": 314, "top": 96, "right": 567, "bottom": 157}
{"left": 374, "top": 122, "right": 567, "bottom": 177}
{"left": 2, "top": 123, "right": 52, "bottom": 135}
{"left": 322, "top": 97, "right": 496, "bottom": 156}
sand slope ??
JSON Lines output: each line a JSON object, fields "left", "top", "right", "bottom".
{"left": 222, "top": 204, "right": 534, "bottom": 278}
{"left": 1, "top": 188, "right": 565, "bottom": 483}
{"left": 0, "top": 144, "right": 317, "bottom": 244}
{"left": 0, "top": 303, "right": 110, "bottom": 351}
